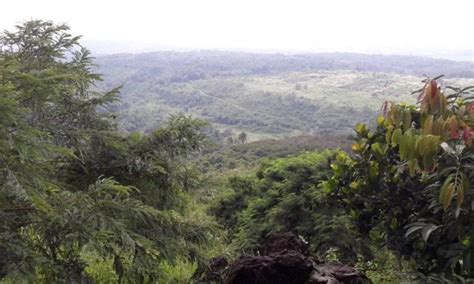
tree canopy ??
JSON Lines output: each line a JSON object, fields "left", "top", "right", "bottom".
{"left": 0, "top": 20, "right": 214, "bottom": 282}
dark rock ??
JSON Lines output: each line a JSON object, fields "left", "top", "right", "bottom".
{"left": 260, "top": 232, "right": 310, "bottom": 256}
{"left": 210, "top": 256, "right": 229, "bottom": 271}
{"left": 195, "top": 233, "right": 371, "bottom": 284}
{"left": 224, "top": 250, "right": 314, "bottom": 284}
{"left": 309, "top": 263, "right": 371, "bottom": 284}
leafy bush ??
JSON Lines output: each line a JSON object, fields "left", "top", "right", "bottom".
{"left": 325, "top": 78, "right": 474, "bottom": 277}
{"left": 211, "top": 150, "right": 370, "bottom": 264}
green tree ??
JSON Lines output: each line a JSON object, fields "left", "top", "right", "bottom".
{"left": 211, "top": 150, "right": 369, "bottom": 263}
{"left": 238, "top": 131, "right": 247, "bottom": 144}
{"left": 0, "top": 20, "right": 214, "bottom": 282}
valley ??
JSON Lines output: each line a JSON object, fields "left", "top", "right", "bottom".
{"left": 96, "top": 51, "right": 474, "bottom": 140}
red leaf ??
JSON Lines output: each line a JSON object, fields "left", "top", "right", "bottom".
{"left": 430, "top": 80, "right": 437, "bottom": 98}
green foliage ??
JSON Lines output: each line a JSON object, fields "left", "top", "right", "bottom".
{"left": 238, "top": 132, "right": 247, "bottom": 144}
{"left": 208, "top": 76, "right": 473, "bottom": 280}
{"left": 96, "top": 51, "right": 474, "bottom": 136}
{"left": 199, "top": 133, "right": 350, "bottom": 174}
{"left": 3, "top": 19, "right": 473, "bottom": 283}
{"left": 355, "top": 248, "right": 409, "bottom": 283}
{"left": 0, "top": 20, "right": 215, "bottom": 282}
{"left": 210, "top": 150, "right": 369, "bottom": 264}
{"left": 156, "top": 259, "right": 197, "bottom": 284}
{"left": 326, "top": 78, "right": 474, "bottom": 278}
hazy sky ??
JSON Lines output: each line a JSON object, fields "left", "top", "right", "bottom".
{"left": 1, "top": 0, "right": 473, "bottom": 56}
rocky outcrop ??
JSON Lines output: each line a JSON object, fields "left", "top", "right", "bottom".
{"left": 195, "top": 232, "right": 371, "bottom": 284}
{"left": 309, "top": 263, "right": 371, "bottom": 284}
{"left": 224, "top": 250, "right": 314, "bottom": 284}
{"left": 260, "top": 232, "right": 311, "bottom": 257}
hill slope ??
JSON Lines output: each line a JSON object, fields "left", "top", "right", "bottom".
{"left": 96, "top": 51, "right": 474, "bottom": 138}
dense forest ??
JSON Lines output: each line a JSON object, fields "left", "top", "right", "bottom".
{"left": 96, "top": 51, "right": 474, "bottom": 138}
{"left": 1, "top": 20, "right": 473, "bottom": 283}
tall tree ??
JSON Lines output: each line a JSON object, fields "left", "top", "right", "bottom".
{"left": 0, "top": 20, "right": 213, "bottom": 282}
{"left": 238, "top": 131, "right": 247, "bottom": 144}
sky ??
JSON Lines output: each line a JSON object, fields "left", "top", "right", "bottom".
{"left": 1, "top": 0, "right": 473, "bottom": 59}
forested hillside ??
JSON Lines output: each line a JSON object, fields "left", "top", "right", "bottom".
{"left": 96, "top": 51, "right": 474, "bottom": 83}
{"left": 96, "top": 52, "right": 474, "bottom": 138}
{"left": 1, "top": 20, "right": 473, "bottom": 283}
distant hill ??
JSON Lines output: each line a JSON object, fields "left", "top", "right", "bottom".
{"left": 95, "top": 51, "right": 474, "bottom": 138}
{"left": 96, "top": 51, "right": 474, "bottom": 83}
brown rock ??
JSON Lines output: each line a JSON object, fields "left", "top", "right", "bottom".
{"left": 309, "top": 263, "right": 371, "bottom": 284}
{"left": 224, "top": 250, "right": 314, "bottom": 284}
{"left": 260, "top": 232, "right": 310, "bottom": 256}
{"left": 195, "top": 233, "right": 371, "bottom": 284}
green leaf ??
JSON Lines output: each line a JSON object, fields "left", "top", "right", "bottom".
{"left": 399, "top": 131, "right": 412, "bottom": 160}
{"left": 438, "top": 166, "right": 456, "bottom": 178}
{"left": 391, "top": 128, "right": 402, "bottom": 148}
{"left": 354, "top": 123, "right": 368, "bottom": 137}
{"left": 371, "top": 142, "right": 384, "bottom": 160}
{"left": 442, "top": 183, "right": 455, "bottom": 210}
{"left": 376, "top": 116, "right": 385, "bottom": 126}
{"left": 457, "top": 172, "right": 469, "bottom": 208}
{"left": 421, "top": 224, "right": 439, "bottom": 242}
{"left": 405, "top": 224, "right": 424, "bottom": 238}
{"left": 439, "top": 175, "right": 454, "bottom": 210}
{"left": 408, "top": 158, "right": 418, "bottom": 176}
{"left": 402, "top": 109, "right": 412, "bottom": 131}
{"left": 422, "top": 115, "right": 433, "bottom": 135}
